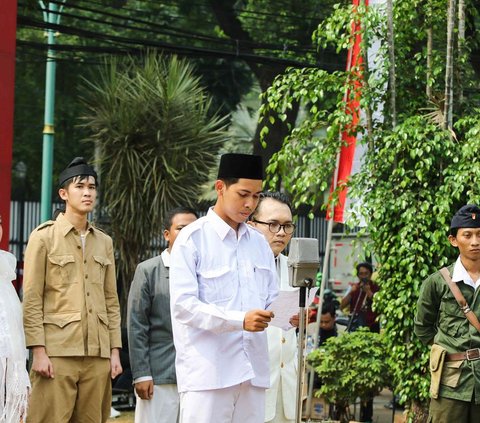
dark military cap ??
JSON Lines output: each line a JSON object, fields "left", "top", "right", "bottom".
{"left": 217, "top": 153, "right": 264, "bottom": 180}
{"left": 450, "top": 204, "right": 480, "bottom": 229}
{"left": 58, "top": 157, "right": 97, "bottom": 187}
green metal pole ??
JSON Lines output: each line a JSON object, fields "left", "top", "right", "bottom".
{"left": 40, "top": 1, "right": 58, "bottom": 222}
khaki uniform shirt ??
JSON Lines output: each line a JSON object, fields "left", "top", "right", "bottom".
{"left": 414, "top": 264, "right": 480, "bottom": 404}
{"left": 23, "top": 213, "right": 122, "bottom": 358}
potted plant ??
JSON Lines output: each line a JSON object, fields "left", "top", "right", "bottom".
{"left": 308, "top": 328, "right": 391, "bottom": 423}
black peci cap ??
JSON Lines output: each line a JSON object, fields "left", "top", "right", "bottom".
{"left": 58, "top": 157, "right": 98, "bottom": 187}
{"left": 450, "top": 204, "right": 480, "bottom": 229}
{"left": 217, "top": 153, "right": 264, "bottom": 180}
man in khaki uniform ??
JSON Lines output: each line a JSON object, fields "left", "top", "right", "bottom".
{"left": 23, "top": 157, "right": 122, "bottom": 423}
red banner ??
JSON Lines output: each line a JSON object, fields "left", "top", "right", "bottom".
{"left": 0, "top": 0, "right": 17, "bottom": 250}
{"left": 328, "top": 0, "right": 367, "bottom": 223}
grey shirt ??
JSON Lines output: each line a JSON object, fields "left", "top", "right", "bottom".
{"left": 127, "top": 251, "right": 176, "bottom": 385}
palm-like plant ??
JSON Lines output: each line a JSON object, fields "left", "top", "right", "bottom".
{"left": 81, "top": 53, "right": 229, "bottom": 314}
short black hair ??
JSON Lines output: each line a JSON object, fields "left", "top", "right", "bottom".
{"left": 250, "top": 191, "right": 293, "bottom": 220}
{"left": 321, "top": 303, "right": 336, "bottom": 317}
{"left": 356, "top": 262, "right": 373, "bottom": 275}
{"left": 163, "top": 207, "right": 198, "bottom": 231}
{"left": 219, "top": 177, "right": 239, "bottom": 188}
{"left": 450, "top": 227, "right": 459, "bottom": 237}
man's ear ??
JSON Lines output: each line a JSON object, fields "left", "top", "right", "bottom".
{"left": 448, "top": 234, "right": 458, "bottom": 247}
{"left": 214, "top": 180, "right": 225, "bottom": 195}
{"left": 163, "top": 229, "right": 170, "bottom": 244}
{"left": 58, "top": 188, "right": 68, "bottom": 201}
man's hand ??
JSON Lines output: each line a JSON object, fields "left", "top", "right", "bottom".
{"left": 243, "top": 309, "right": 274, "bottom": 332}
{"left": 31, "top": 346, "right": 54, "bottom": 378}
{"left": 110, "top": 348, "right": 123, "bottom": 379}
{"left": 135, "top": 380, "right": 154, "bottom": 400}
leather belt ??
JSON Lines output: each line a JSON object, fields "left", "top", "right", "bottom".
{"left": 447, "top": 348, "right": 480, "bottom": 361}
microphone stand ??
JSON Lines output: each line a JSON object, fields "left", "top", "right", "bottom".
{"left": 295, "top": 280, "right": 313, "bottom": 423}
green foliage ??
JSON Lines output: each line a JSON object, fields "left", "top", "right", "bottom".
{"left": 261, "top": 1, "right": 480, "bottom": 419}
{"left": 308, "top": 328, "right": 390, "bottom": 422}
{"left": 80, "top": 53, "right": 229, "bottom": 313}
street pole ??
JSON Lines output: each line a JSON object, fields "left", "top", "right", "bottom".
{"left": 40, "top": 1, "right": 65, "bottom": 222}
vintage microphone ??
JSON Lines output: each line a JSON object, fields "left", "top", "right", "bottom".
{"left": 288, "top": 238, "right": 320, "bottom": 423}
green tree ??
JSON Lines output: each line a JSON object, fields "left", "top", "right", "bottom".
{"left": 80, "top": 53, "right": 229, "bottom": 315}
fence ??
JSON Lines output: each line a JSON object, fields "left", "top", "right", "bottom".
{"left": 8, "top": 200, "right": 331, "bottom": 263}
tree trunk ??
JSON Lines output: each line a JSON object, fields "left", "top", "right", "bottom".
{"left": 426, "top": 27, "right": 433, "bottom": 99}
{"left": 386, "top": 0, "right": 397, "bottom": 128}
{"left": 444, "top": 0, "right": 457, "bottom": 130}
{"left": 457, "top": 0, "right": 465, "bottom": 103}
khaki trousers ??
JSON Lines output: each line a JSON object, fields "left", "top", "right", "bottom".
{"left": 429, "top": 396, "right": 480, "bottom": 423}
{"left": 27, "top": 356, "right": 111, "bottom": 423}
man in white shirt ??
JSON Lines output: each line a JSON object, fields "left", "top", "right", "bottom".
{"left": 170, "top": 153, "right": 278, "bottom": 423}
{"left": 127, "top": 207, "right": 198, "bottom": 423}
{"left": 248, "top": 192, "right": 297, "bottom": 423}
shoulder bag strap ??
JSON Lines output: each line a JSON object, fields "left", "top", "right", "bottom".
{"left": 439, "top": 267, "right": 480, "bottom": 332}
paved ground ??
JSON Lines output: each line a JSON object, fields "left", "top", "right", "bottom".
{"left": 107, "top": 389, "right": 406, "bottom": 423}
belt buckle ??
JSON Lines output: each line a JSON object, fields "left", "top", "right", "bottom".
{"left": 466, "top": 348, "right": 480, "bottom": 361}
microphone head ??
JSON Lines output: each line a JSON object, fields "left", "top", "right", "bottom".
{"left": 287, "top": 238, "right": 320, "bottom": 288}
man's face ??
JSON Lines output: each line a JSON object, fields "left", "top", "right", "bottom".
{"left": 449, "top": 228, "right": 480, "bottom": 261}
{"left": 59, "top": 176, "right": 97, "bottom": 215}
{"left": 164, "top": 213, "right": 197, "bottom": 251}
{"left": 215, "top": 178, "right": 263, "bottom": 228}
{"left": 357, "top": 266, "right": 372, "bottom": 282}
{"left": 250, "top": 198, "right": 294, "bottom": 257}
{"left": 320, "top": 312, "right": 335, "bottom": 331}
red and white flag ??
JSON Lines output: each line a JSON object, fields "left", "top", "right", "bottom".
{"left": 328, "top": 0, "right": 368, "bottom": 223}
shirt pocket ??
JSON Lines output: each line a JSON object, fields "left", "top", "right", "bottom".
{"left": 93, "top": 255, "right": 112, "bottom": 284}
{"left": 43, "top": 311, "right": 82, "bottom": 349}
{"left": 198, "top": 266, "right": 233, "bottom": 304}
{"left": 48, "top": 254, "right": 75, "bottom": 284}
{"left": 439, "top": 296, "right": 465, "bottom": 336}
{"left": 253, "top": 262, "right": 272, "bottom": 303}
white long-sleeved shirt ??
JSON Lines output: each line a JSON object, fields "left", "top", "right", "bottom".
{"left": 170, "top": 208, "right": 278, "bottom": 392}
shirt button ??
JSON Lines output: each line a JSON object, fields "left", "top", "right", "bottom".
{"left": 280, "top": 363, "right": 284, "bottom": 368}
{"left": 84, "top": 260, "right": 87, "bottom": 264}
{"left": 89, "top": 309, "right": 92, "bottom": 313}
{"left": 77, "top": 246, "right": 81, "bottom": 249}
{"left": 85, "top": 275, "right": 88, "bottom": 279}
{"left": 86, "top": 292, "right": 90, "bottom": 296}
{"left": 282, "top": 337, "right": 286, "bottom": 343}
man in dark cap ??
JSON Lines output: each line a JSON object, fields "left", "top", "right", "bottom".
{"left": 170, "top": 153, "right": 278, "bottom": 423}
{"left": 23, "top": 157, "right": 122, "bottom": 423}
{"left": 415, "top": 204, "right": 480, "bottom": 422}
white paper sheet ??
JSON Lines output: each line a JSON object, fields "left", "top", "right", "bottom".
{"left": 267, "top": 288, "right": 317, "bottom": 329}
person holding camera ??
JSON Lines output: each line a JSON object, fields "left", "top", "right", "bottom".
{"left": 340, "top": 262, "right": 379, "bottom": 333}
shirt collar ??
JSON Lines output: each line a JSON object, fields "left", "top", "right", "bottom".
{"left": 56, "top": 213, "right": 95, "bottom": 237}
{"left": 206, "top": 207, "right": 249, "bottom": 241}
{"left": 452, "top": 256, "right": 480, "bottom": 287}
{"left": 161, "top": 249, "right": 171, "bottom": 268}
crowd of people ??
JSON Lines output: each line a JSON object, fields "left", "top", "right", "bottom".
{"left": 2, "top": 153, "right": 479, "bottom": 423}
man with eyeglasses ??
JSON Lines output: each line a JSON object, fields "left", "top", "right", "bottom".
{"left": 248, "top": 192, "right": 297, "bottom": 423}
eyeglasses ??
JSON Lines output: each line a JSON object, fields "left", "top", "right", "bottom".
{"left": 253, "top": 219, "right": 296, "bottom": 234}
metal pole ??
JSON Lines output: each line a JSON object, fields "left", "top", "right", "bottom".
{"left": 295, "top": 286, "right": 307, "bottom": 423}
{"left": 40, "top": 1, "right": 63, "bottom": 222}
